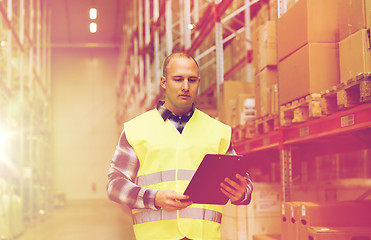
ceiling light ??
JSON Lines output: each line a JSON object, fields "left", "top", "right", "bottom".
{"left": 188, "top": 24, "right": 195, "bottom": 30}
{"left": 89, "top": 8, "right": 97, "bottom": 20}
{"left": 90, "top": 23, "right": 97, "bottom": 33}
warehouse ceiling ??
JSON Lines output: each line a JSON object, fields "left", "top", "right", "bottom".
{"left": 49, "top": 0, "right": 127, "bottom": 47}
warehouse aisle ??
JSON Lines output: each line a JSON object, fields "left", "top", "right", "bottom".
{"left": 17, "top": 199, "right": 135, "bottom": 240}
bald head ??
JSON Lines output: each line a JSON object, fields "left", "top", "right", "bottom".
{"left": 162, "top": 52, "right": 199, "bottom": 78}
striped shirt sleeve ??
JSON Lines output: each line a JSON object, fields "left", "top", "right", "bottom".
{"left": 106, "top": 130, "right": 158, "bottom": 209}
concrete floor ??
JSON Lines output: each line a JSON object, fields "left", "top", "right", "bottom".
{"left": 17, "top": 199, "right": 135, "bottom": 240}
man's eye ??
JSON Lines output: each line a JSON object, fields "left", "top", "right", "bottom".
{"left": 189, "top": 78, "right": 197, "bottom": 82}
{"left": 174, "top": 78, "right": 183, "bottom": 81}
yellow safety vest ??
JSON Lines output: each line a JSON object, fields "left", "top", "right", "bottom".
{"left": 124, "top": 108, "right": 231, "bottom": 240}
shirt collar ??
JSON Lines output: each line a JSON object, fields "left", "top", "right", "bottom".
{"left": 156, "top": 101, "right": 195, "bottom": 122}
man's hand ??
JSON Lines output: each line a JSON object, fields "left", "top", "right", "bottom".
{"left": 220, "top": 174, "right": 248, "bottom": 202}
{"left": 155, "top": 190, "right": 193, "bottom": 211}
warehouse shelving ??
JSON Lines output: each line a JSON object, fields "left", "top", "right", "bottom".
{"left": 116, "top": 0, "right": 260, "bottom": 124}
{"left": 0, "top": 0, "right": 52, "bottom": 238}
{"left": 234, "top": 102, "right": 371, "bottom": 201}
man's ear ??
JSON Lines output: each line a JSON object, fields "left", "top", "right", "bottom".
{"left": 160, "top": 76, "right": 166, "bottom": 89}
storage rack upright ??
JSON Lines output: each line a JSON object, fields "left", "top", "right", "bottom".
{"left": 0, "top": 0, "right": 52, "bottom": 237}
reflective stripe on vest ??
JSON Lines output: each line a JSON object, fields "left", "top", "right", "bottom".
{"left": 133, "top": 208, "right": 222, "bottom": 225}
{"left": 136, "top": 169, "right": 196, "bottom": 187}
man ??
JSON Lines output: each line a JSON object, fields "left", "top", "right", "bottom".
{"left": 107, "top": 52, "right": 253, "bottom": 240}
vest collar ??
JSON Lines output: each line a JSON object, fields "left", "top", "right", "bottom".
{"left": 156, "top": 101, "right": 195, "bottom": 122}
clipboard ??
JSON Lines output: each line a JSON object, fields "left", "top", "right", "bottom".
{"left": 182, "top": 154, "right": 246, "bottom": 205}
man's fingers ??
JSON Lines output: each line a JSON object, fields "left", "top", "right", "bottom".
{"left": 224, "top": 176, "right": 245, "bottom": 189}
{"left": 220, "top": 182, "right": 236, "bottom": 195}
{"left": 220, "top": 186, "right": 241, "bottom": 202}
{"left": 164, "top": 193, "right": 192, "bottom": 210}
{"left": 155, "top": 190, "right": 193, "bottom": 211}
{"left": 220, "top": 187, "right": 233, "bottom": 199}
{"left": 221, "top": 175, "right": 248, "bottom": 202}
{"left": 236, "top": 174, "right": 248, "bottom": 185}
{"left": 176, "top": 194, "right": 190, "bottom": 200}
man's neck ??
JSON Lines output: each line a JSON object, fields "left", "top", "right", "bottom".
{"left": 163, "top": 103, "right": 192, "bottom": 117}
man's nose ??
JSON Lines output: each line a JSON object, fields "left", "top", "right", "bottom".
{"left": 182, "top": 79, "right": 189, "bottom": 91}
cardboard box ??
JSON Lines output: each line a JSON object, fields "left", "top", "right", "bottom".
{"left": 218, "top": 81, "right": 254, "bottom": 127}
{"left": 251, "top": 21, "right": 260, "bottom": 74}
{"left": 248, "top": 183, "right": 282, "bottom": 240}
{"left": 236, "top": 94, "right": 255, "bottom": 126}
{"left": 253, "top": 234, "right": 281, "bottom": 240}
{"left": 237, "top": 205, "right": 248, "bottom": 240}
{"left": 257, "top": 3, "right": 270, "bottom": 26}
{"left": 281, "top": 202, "right": 301, "bottom": 240}
{"left": 338, "top": 0, "right": 371, "bottom": 41}
{"left": 307, "top": 226, "right": 371, "bottom": 240}
{"left": 299, "top": 201, "right": 371, "bottom": 240}
{"left": 272, "top": 83, "right": 278, "bottom": 115}
{"left": 277, "top": 0, "right": 339, "bottom": 61}
{"left": 278, "top": 43, "right": 339, "bottom": 105}
{"left": 339, "top": 28, "right": 371, "bottom": 83}
{"left": 227, "top": 99, "right": 238, "bottom": 128}
{"left": 258, "top": 67, "right": 278, "bottom": 116}
{"left": 278, "top": 0, "right": 299, "bottom": 17}
{"left": 254, "top": 74, "right": 262, "bottom": 118}
{"left": 337, "top": 227, "right": 371, "bottom": 239}
{"left": 221, "top": 202, "right": 238, "bottom": 240}
{"left": 255, "top": 67, "right": 278, "bottom": 118}
{"left": 269, "top": 0, "right": 278, "bottom": 22}
{"left": 286, "top": 0, "right": 299, "bottom": 10}
{"left": 258, "top": 21, "right": 277, "bottom": 71}
{"left": 307, "top": 227, "right": 347, "bottom": 240}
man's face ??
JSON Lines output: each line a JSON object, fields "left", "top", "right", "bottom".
{"left": 161, "top": 57, "right": 200, "bottom": 116}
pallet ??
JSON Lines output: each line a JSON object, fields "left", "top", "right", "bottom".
{"left": 232, "top": 122, "right": 255, "bottom": 142}
{"left": 280, "top": 94, "right": 322, "bottom": 126}
{"left": 321, "top": 73, "right": 371, "bottom": 114}
{"left": 255, "top": 114, "right": 279, "bottom": 134}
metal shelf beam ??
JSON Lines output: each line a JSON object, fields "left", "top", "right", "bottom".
{"left": 234, "top": 103, "right": 371, "bottom": 155}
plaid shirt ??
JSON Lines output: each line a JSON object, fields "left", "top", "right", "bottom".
{"left": 107, "top": 102, "right": 252, "bottom": 209}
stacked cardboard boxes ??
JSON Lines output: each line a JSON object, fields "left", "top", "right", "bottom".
{"left": 299, "top": 201, "right": 371, "bottom": 240}
{"left": 246, "top": 183, "right": 282, "bottom": 240}
{"left": 277, "top": 0, "right": 340, "bottom": 105}
{"left": 258, "top": 21, "right": 277, "bottom": 71}
{"left": 222, "top": 183, "right": 282, "bottom": 240}
{"left": 338, "top": 0, "right": 371, "bottom": 82}
{"left": 218, "top": 81, "right": 255, "bottom": 128}
{"left": 278, "top": 0, "right": 371, "bottom": 106}
{"left": 281, "top": 201, "right": 371, "bottom": 240}
{"left": 252, "top": 11, "right": 279, "bottom": 119}
{"left": 281, "top": 202, "right": 301, "bottom": 240}
{"left": 256, "top": 66, "right": 278, "bottom": 117}
{"left": 258, "top": 21, "right": 278, "bottom": 118}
